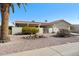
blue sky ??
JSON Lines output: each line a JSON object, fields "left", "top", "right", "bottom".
{"left": 0, "top": 3, "right": 79, "bottom": 25}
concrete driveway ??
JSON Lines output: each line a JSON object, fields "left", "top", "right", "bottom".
{"left": 71, "top": 33, "right": 79, "bottom": 36}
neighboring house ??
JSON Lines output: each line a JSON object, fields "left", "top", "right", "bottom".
{"left": 12, "top": 19, "right": 71, "bottom": 34}
{"left": 71, "top": 24, "right": 79, "bottom": 33}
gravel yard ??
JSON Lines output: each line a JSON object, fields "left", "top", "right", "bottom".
{"left": 0, "top": 34, "right": 79, "bottom": 55}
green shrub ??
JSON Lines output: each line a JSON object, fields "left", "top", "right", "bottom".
{"left": 22, "top": 27, "right": 39, "bottom": 35}
{"left": 56, "top": 29, "right": 70, "bottom": 37}
{"left": 31, "top": 27, "right": 39, "bottom": 34}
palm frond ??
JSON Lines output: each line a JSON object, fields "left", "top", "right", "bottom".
{"left": 22, "top": 3, "right": 27, "bottom": 12}
{"left": 0, "top": 4, "right": 3, "bottom": 12}
{"left": 0, "top": 4, "right": 3, "bottom": 10}
{"left": 17, "top": 3, "right": 21, "bottom": 8}
{"left": 0, "top": 5, "right": 1, "bottom": 11}
{"left": 11, "top": 4, "right": 14, "bottom": 13}
{"left": 25, "top": 3, "right": 27, "bottom": 5}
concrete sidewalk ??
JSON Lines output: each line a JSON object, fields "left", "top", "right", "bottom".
{"left": 4, "top": 42, "right": 79, "bottom": 56}
{"left": 71, "top": 33, "right": 79, "bottom": 36}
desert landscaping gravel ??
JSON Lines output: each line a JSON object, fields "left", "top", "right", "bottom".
{"left": 0, "top": 34, "right": 79, "bottom": 55}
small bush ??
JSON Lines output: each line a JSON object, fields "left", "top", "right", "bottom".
{"left": 22, "top": 27, "right": 39, "bottom": 35}
{"left": 31, "top": 27, "right": 39, "bottom": 34}
{"left": 55, "top": 29, "right": 70, "bottom": 37}
{"left": 38, "top": 35, "right": 46, "bottom": 38}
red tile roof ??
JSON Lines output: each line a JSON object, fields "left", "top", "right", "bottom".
{"left": 15, "top": 19, "right": 71, "bottom": 27}
{"left": 50, "top": 19, "right": 71, "bottom": 25}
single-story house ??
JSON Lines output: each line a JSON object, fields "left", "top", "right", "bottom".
{"left": 50, "top": 20, "right": 71, "bottom": 33}
{"left": 12, "top": 19, "right": 71, "bottom": 34}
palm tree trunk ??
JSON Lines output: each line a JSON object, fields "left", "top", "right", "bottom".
{"left": 0, "top": 4, "right": 10, "bottom": 43}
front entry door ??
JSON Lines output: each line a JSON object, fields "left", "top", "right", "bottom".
{"left": 43, "top": 27, "right": 49, "bottom": 33}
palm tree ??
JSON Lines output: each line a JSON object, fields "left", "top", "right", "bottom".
{"left": 0, "top": 3, "right": 27, "bottom": 43}
{"left": 45, "top": 20, "right": 47, "bottom": 22}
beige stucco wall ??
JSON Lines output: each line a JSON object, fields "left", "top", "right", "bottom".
{"left": 53, "top": 22, "right": 71, "bottom": 33}
{"left": 49, "top": 28, "right": 53, "bottom": 33}
{"left": 53, "top": 25, "right": 59, "bottom": 33}
{"left": 12, "top": 27, "right": 43, "bottom": 35}
{"left": 12, "top": 27, "right": 22, "bottom": 35}
{"left": 38, "top": 28, "right": 43, "bottom": 34}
